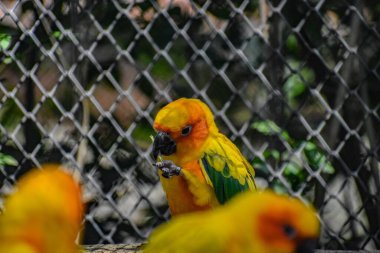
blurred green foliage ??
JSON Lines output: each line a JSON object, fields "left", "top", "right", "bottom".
{"left": 0, "top": 33, "right": 11, "bottom": 50}
{"left": 283, "top": 60, "right": 315, "bottom": 107}
{"left": 0, "top": 32, "right": 12, "bottom": 64}
{"left": 252, "top": 120, "right": 335, "bottom": 193}
{"left": 0, "top": 99, "right": 24, "bottom": 130}
{"left": 0, "top": 152, "right": 18, "bottom": 167}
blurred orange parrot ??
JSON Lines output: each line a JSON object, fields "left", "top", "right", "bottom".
{"left": 152, "top": 98, "right": 256, "bottom": 215}
{"left": 144, "top": 190, "right": 320, "bottom": 253}
{"left": 0, "top": 164, "right": 84, "bottom": 253}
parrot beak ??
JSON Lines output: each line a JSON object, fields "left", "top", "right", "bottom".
{"left": 295, "top": 238, "right": 317, "bottom": 253}
{"left": 152, "top": 131, "right": 176, "bottom": 160}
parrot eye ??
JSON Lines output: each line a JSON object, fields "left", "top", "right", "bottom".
{"left": 283, "top": 224, "right": 297, "bottom": 239}
{"left": 181, "top": 125, "right": 192, "bottom": 136}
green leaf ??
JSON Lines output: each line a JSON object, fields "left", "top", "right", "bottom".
{"left": 3, "top": 57, "right": 12, "bottom": 64}
{"left": 0, "top": 33, "right": 11, "bottom": 50}
{"left": 251, "top": 120, "right": 290, "bottom": 141}
{"left": 283, "top": 162, "right": 304, "bottom": 177}
{"left": 0, "top": 99, "right": 24, "bottom": 129}
{"left": 263, "top": 149, "right": 280, "bottom": 161}
{"left": 303, "top": 141, "right": 335, "bottom": 174}
{"left": 323, "top": 162, "right": 335, "bottom": 174}
{"left": 304, "top": 142, "right": 319, "bottom": 165}
{"left": 283, "top": 162, "right": 306, "bottom": 191}
{"left": 272, "top": 179, "right": 288, "bottom": 194}
{"left": 288, "top": 60, "right": 316, "bottom": 85}
{"left": 286, "top": 34, "right": 299, "bottom": 53}
{"left": 0, "top": 153, "right": 18, "bottom": 166}
{"left": 132, "top": 124, "right": 156, "bottom": 149}
{"left": 252, "top": 120, "right": 281, "bottom": 135}
{"left": 284, "top": 74, "right": 306, "bottom": 100}
{"left": 283, "top": 60, "right": 315, "bottom": 103}
{"left": 53, "top": 31, "right": 61, "bottom": 38}
{"left": 252, "top": 157, "right": 269, "bottom": 173}
{"left": 300, "top": 67, "right": 315, "bottom": 83}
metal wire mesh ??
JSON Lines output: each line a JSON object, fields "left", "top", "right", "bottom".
{"left": 0, "top": 0, "right": 379, "bottom": 250}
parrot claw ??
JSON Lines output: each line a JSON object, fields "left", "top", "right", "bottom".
{"left": 153, "top": 160, "right": 181, "bottom": 178}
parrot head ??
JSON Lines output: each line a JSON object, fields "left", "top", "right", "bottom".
{"left": 0, "top": 164, "right": 84, "bottom": 253}
{"left": 233, "top": 191, "right": 320, "bottom": 253}
{"left": 143, "top": 190, "right": 320, "bottom": 253}
{"left": 153, "top": 98, "right": 218, "bottom": 164}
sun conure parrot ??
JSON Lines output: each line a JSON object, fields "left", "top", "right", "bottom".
{"left": 152, "top": 98, "right": 256, "bottom": 215}
{"left": 143, "top": 190, "right": 320, "bottom": 253}
{"left": 0, "top": 164, "right": 84, "bottom": 253}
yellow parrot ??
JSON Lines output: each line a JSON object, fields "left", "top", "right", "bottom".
{"left": 152, "top": 98, "right": 256, "bottom": 215}
{"left": 0, "top": 164, "right": 84, "bottom": 253}
{"left": 144, "top": 190, "right": 320, "bottom": 253}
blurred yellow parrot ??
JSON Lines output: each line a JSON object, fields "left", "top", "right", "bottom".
{"left": 152, "top": 98, "right": 255, "bottom": 215}
{"left": 144, "top": 190, "right": 320, "bottom": 253}
{"left": 0, "top": 164, "right": 84, "bottom": 253}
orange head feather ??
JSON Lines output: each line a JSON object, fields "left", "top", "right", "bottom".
{"left": 251, "top": 192, "right": 320, "bottom": 253}
{"left": 153, "top": 98, "right": 218, "bottom": 164}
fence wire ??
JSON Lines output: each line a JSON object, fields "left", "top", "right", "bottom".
{"left": 0, "top": 0, "right": 379, "bottom": 250}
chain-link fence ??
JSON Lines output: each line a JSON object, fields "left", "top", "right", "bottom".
{"left": 0, "top": 0, "right": 379, "bottom": 250}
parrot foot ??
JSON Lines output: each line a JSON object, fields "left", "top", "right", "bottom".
{"left": 153, "top": 160, "right": 181, "bottom": 179}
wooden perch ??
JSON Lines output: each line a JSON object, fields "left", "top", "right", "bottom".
{"left": 83, "top": 244, "right": 380, "bottom": 253}
{"left": 83, "top": 243, "right": 143, "bottom": 253}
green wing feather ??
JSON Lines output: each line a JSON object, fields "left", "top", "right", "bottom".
{"left": 200, "top": 134, "right": 256, "bottom": 204}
